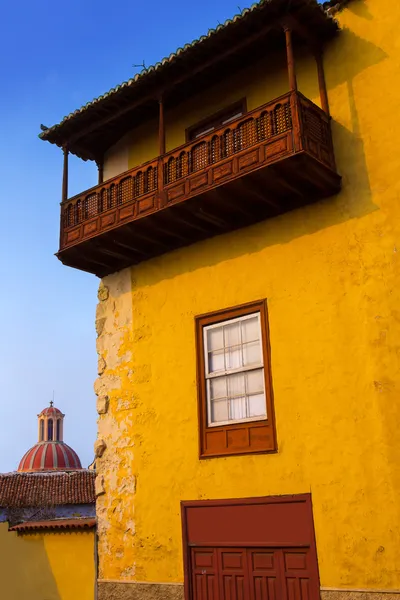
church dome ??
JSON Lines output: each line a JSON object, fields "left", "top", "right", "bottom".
{"left": 39, "top": 405, "right": 63, "bottom": 418}
{"left": 18, "top": 442, "right": 82, "bottom": 472}
{"left": 17, "top": 402, "right": 82, "bottom": 472}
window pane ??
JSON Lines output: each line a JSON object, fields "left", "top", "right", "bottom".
{"left": 47, "top": 419, "right": 53, "bottom": 441}
{"left": 210, "top": 377, "right": 227, "bottom": 400}
{"left": 229, "top": 397, "right": 247, "bottom": 420}
{"left": 249, "top": 394, "right": 267, "bottom": 417}
{"left": 227, "top": 372, "right": 246, "bottom": 398}
{"left": 242, "top": 341, "right": 261, "bottom": 366}
{"left": 208, "top": 350, "right": 225, "bottom": 373}
{"left": 226, "top": 346, "right": 241, "bottom": 370}
{"left": 246, "top": 369, "right": 264, "bottom": 394}
{"left": 208, "top": 370, "right": 266, "bottom": 425}
{"left": 211, "top": 399, "right": 229, "bottom": 423}
{"left": 222, "top": 112, "right": 243, "bottom": 125}
{"left": 224, "top": 322, "right": 240, "bottom": 348}
{"left": 207, "top": 327, "right": 223, "bottom": 351}
{"left": 242, "top": 316, "right": 259, "bottom": 342}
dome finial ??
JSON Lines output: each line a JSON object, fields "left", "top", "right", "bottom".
{"left": 50, "top": 400, "right": 54, "bottom": 407}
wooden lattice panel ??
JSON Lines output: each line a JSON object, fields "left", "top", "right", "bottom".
{"left": 209, "top": 136, "right": 220, "bottom": 164}
{"left": 272, "top": 103, "right": 292, "bottom": 135}
{"left": 191, "top": 142, "right": 208, "bottom": 173}
{"left": 120, "top": 177, "right": 132, "bottom": 204}
{"left": 59, "top": 91, "right": 338, "bottom": 266}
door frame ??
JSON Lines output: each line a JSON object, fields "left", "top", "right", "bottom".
{"left": 181, "top": 494, "right": 321, "bottom": 600}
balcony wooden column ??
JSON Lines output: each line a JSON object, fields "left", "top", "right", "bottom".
{"left": 284, "top": 25, "right": 297, "bottom": 93}
{"left": 158, "top": 96, "right": 166, "bottom": 156}
{"left": 158, "top": 96, "right": 166, "bottom": 206}
{"left": 97, "top": 158, "right": 104, "bottom": 185}
{"left": 283, "top": 25, "right": 301, "bottom": 152}
{"left": 60, "top": 145, "right": 69, "bottom": 248}
{"left": 62, "top": 145, "right": 69, "bottom": 204}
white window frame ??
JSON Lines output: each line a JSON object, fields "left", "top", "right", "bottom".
{"left": 203, "top": 311, "right": 267, "bottom": 427}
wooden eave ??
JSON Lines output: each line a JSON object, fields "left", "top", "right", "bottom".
{"left": 39, "top": 0, "right": 338, "bottom": 161}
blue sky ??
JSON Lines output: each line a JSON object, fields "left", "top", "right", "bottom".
{"left": 1, "top": 0, "right": 279, "bottom": 472}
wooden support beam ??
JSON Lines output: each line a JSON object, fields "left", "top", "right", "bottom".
{"left": 157, "top": 97, "right": 166, "bottom": 203}
{"left": 163, "top": 207, "right": 210, "bottom": 235}
{"left": 232, "top": 177, "right": 280, "bottom": 209}
{"left": 63, "top": 246, "right": 115, "bottom": 272}
{"left": 158, "top": 97, "right": 166, "bottom": 156}
{"left": 106, "top": 232, "right": 149, "bottom": 256}
{"left": 62, "top": 146, "right": 69, "bottom": 203}
{"left": 284, "top": 26, "right": 297, "bottom": 93}
{"left": 146, "top": 216, "right": 190, "bottom": 243}
{"left": 194, "top": 203, "right": 229, "bottom": 229}
{"left": 281, "top": 16, "right": 330, "bottom": 118}
{"left": 315, "top": 51, "right": 330, "bottom": 116}
{"left": 125, "top": 223, "right": 170, "bottom": 250}
{"left": 97, "top": 158, "right": 104, "bottom": 185}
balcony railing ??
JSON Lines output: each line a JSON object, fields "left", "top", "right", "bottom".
{"left": 58, "top": 91, "right": 340, "bottom": 275}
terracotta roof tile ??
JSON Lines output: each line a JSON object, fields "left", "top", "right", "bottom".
{"left": 0, "top": 471, "right": 95, "bottom": 508}
{"left": 9, "top": 518, "right": 96, "bottom": 532}
{"left": 39, "top": 0, "right": 339, "bottom": 160}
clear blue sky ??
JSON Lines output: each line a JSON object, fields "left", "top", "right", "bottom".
{"left": 0, "top": 0, "right": 324, "bottom": 472}
{"left": 0, "top": 0, "right": 264, "bottom": 472}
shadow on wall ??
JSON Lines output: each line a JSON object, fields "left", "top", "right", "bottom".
{"left": 346, "top": 0, "right": 373, "bottom": 20}
{"left": 0, "top": 523, "right": 61, "bottom": 600}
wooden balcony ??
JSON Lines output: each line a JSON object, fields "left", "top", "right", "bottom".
{"left": 58, "top": 91, "right": 341, "bottom": 277}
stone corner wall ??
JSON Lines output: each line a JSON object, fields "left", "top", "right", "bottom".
{"left": 94, "top": 268, "right": 136, "bottom": 580}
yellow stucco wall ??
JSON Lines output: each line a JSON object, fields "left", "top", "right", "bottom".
{"left": 95, "top": 0, "right": 400, "bottom": 592}
{"left": 0, "top": 522, "right": 95, "bottom": 600}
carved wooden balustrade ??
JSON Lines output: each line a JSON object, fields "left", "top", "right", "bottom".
{"left": 62, "top": 157, "right": 159, "bottom": 243}
{"left": 59, "top": 91, "right": 340, "bottom": 275}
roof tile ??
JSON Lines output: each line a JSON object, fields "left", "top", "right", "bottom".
{"left": 9, "top": 518, "right": 96, "bottom": 532}
{"left": 0, "top": 471, "right": 95, "bottom": 508}
{"left": 39, "top": 0, "right": 338, "bottom": 146}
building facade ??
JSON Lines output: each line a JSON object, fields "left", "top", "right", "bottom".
{"left": 40, "top": 1, "right": 400, "bottom": 600}
{"left": 0, "top": 405, "right": 96, "bottom": 600}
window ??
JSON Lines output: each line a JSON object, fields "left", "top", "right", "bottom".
{"left": 195, "top": 300, "right": 276, "bottom": 458}
{"left": 56, "top": 419, "right": 61, "bottom": 441}
{"left": 47, "top": 419, "right": 53, "bottom": 441}
{"left": 39, "top": 419, "right": 44, "bottom": 442}
{"left": 186, "top": 100, "right": 247, "bottom": 141}
{"left": 205, "top": 312, "right": 266, "bottom": 426}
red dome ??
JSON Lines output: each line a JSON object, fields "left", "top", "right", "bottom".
{"left": 39, "top": 405, "right": 64, "bottom": 418}
{"left": 18, "top": 442, "right": 82, "bottom": 472}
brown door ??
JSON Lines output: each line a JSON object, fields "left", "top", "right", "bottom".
{"left": 191, "top": 547, "right": 315, "bottom": 600}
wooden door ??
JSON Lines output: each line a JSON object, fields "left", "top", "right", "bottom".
{"left": 247, "top": 549, "right": 281, "bottom": 600}
{"left": 191, "top": 548, "right": 219, "bottom": 600}
{"left": 191, "top": 548, "right": 316, "bottom": 600}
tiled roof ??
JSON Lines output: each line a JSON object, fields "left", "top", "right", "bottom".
{"left": 9, "top": 518, "right": 96, "bottom": 533}
{"left": 39, "top": 0, "right": 276, "bottom": 138}
{"left": 39, "top": 0, "right": 339, "bottom": 159}
{"left": 0, "top": 471, "right": 95, "bottom": 508}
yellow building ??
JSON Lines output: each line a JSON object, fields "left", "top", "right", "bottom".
{"left": 0, "top": 404, "right": 96, "bottom": 600}
{"left": 40, "top": 1, "right": 400, "bottom": 600}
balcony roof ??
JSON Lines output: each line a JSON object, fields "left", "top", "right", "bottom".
{"left": 39, "top": 0, "right": 339, "bottom": 161}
